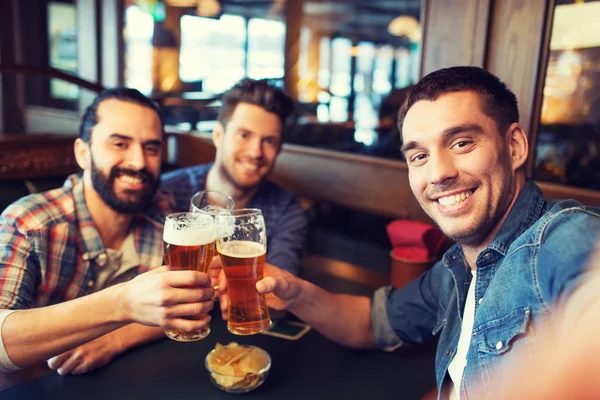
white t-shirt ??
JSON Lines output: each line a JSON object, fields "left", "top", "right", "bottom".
{"left": 448, "top": 269, "right": 477, "bottom": 400}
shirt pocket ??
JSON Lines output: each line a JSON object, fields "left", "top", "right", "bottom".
{"left": 474, "top": 306, "right": 532, "bottom": 355}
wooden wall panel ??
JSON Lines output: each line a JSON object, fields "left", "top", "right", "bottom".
{"left": 420, "top": 0, "right": 491, "bottom": 76}
{"left": 270, "top": 145, "right": 430, "bottom": 221}
{"left": 168, "top": 134, "right": 432, "bottom": 222}
{"left": 485, "top": 0, "right": 550, "bottom": 144}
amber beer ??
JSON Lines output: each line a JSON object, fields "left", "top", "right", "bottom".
{"left": 163, "top": 213, "right": 215, "bottom": 342}
{"left": 219, "top": 240, "right": 271, "bottom": 335}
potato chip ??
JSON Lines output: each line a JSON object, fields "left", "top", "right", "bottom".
{"left": 206, "top": 342, "right": 270, "bottom": 391}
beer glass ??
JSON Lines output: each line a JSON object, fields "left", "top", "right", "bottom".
{"left": 216, "top": 209, "right": 272, "bottom": 335}
{"left": 163, "top": 212, "right": 215, "bottom": 341}
{"left": 190, "top": 190, "right": 235, "bottom": 215}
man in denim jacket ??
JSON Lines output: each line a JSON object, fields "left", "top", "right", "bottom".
{"left": 218, "top": 67, "right": 600, "bottom": 399}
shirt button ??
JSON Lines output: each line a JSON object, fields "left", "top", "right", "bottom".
{"left": 495, "top": 341, "right": 503, "bottom": 350}
{"left": 87, "top": 280, "right": 95, "bottom": 288}
{"left": 446, "top": 349, "right": 453, "bottom": 356}
{"left": 82, "top": 253, "right": 90, "bottom": 261}
{"left": 97, "top": 253, "right": 107, "bottom": 267}
{"left": 478, "top": 298, "right": 483, "bottom": 305}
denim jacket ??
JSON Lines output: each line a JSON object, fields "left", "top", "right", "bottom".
{"left": 371, "top": 180, "right": 600, "bottom": 399}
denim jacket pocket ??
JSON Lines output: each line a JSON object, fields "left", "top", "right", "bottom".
{"left": 474, "top": 307, "right": 532, "bottom": 355}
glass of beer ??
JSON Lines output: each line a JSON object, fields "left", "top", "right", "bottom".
{"left": 163, "top": 212, "right": 216, "bottom": 342}
{"left": 216, "top": 208, "right": 272, "bottom": 335}
{"left": 190, "top": 190, "right": 235, "bottom": 215}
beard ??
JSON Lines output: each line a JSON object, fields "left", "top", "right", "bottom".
{"left": 424, "top": 154, "right": 515, "bottom": 247}
{"left": 220, "top": 162, "right": 262, "bottom": 192}
{"left": 90, "top": 157, "right": 160, "bottom": 214}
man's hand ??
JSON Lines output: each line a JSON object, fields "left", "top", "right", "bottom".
{"left": 257, "top": 264, "right": 303, "bottom": 310}
{"left": 218, "top": 263, "right": 302, "bottom": 320}
{"left": 47, "top": 334, "right": 121, "bottom": 375}
{"left": 122, "top": 266, "right": 215, "bottom": 331}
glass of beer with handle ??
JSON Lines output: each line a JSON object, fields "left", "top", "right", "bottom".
{"left": 190, "top": 190, "right": 235, "bottom": 215}
{"left": 163, "top": 212, "right": 215, "bottom": 341}
{"left": 216, "top": 208, "right": 272, "bottom": 335}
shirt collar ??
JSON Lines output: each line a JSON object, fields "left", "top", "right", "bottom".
{"left": 442, "top": 179, "right": 546, "bottom": 264}
{"left": 68, "top": 174, "right": 173, "bottom": 261}
{"left": 486, "top": 179, "right": 546, "bottom": 256}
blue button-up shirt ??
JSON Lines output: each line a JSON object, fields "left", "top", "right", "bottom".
{"left": 161, "top": 163, "right": 308, "bottom": 275}
{"left": 372, "top": 179, "right": 600, "bottom": 399}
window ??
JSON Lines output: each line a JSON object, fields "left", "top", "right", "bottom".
{"left": 533, "top": 0, "right": 600, "bottom": 190}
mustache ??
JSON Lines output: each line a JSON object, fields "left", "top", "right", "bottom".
{"left": 109, "top": 167, "right": 156, "bottom": 183}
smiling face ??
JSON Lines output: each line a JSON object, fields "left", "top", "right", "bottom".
{"left": 213, "top": 102, "right": 282, "bottom": 191}
{"left": 77, "top": 99, "right": 163, "bottom": 214}
{"left": 401, "top": 91, "right": 524, "bottom": 247}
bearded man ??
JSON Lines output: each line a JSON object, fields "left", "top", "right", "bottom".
{"left": 0, "top": 89, "right": 216, "bottom": 383}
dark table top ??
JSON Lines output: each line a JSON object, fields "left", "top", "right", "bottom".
{"left": 4, "top": 310, "right": 436, "bottom": 400}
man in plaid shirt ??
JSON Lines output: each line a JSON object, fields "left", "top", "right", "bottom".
{"left": 0, "top": 89, "right": 217, "bottom": 381}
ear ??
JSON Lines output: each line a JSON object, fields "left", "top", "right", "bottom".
{"left": 212, "top": 122, "right": 225, "bottom": 150}
{"left": 505, "top": 123, "right": 528, "bottom": 172}
{"left": 74, "top": 138, "right": 91, "bottom": 170}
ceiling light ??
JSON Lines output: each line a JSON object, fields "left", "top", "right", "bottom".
{"left": 387, "top": 16, "right": 421, "bottom": 43}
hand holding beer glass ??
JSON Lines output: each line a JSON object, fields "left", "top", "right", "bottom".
{"left": 163, "top": 212, "right": 215, "bottom": 341}
{"left": 216, "top": 209, "right": 272, "bottom": 335}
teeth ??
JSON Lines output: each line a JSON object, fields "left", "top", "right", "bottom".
{"left": 438, "top": 191, "right": 471, "bottom": 206}
{"left": 120, "top": 175, "right": 142, "bottom": 184}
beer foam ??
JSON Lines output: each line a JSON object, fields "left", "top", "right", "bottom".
{"left": 218, "top": 240, "right": 265, "bottom": 258}
{"left": 164, "top": 225, "right": 215, "bottom": 246}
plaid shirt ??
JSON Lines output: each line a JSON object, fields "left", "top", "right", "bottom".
{"left": 162, "top": 163, "right": 308, "bottom": 275}
{"left": 0, "top": 174, "right": 173, "bottom": 310}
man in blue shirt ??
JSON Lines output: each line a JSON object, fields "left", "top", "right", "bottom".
{"left": 218, "top": 67, "right": 600, "bottom": 399}
{"left": 162, "top": 79, "right": 308, "bottom": 275}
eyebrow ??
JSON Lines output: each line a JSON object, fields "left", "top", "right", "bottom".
{"left": 108, "top": 133, "right": 162, "bottom": 147}
{"left": 400, "top": 123, "right": 484, "bottom": 155}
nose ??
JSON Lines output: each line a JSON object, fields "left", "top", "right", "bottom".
{"left": 247, "top": 137, "right": 263, "bottom": 160}
{"left": 126, "top": 144, "right": 146, "bottom": 170}
{"left": 428, "top": 151, "right": 458, "bottom": 185}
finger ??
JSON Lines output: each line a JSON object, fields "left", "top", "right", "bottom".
{"left": 256, "top": 276, "right": 278, "bottom": 293}
{"left": 210, "top": 255, "right": 222, "bottom": 269}
{"left": 163, "top": 300, "right": 215, "bottom": 318}
{"left": 219, "top": 293, "right": 229, "bottom": 320}
{"left": 47, "top": 352, "right": 71, "bottom": 370}
{"left": 164, "top": 271, "right": 211, "bottom": 288}
{"left": 56, "top": 353, "right": 81, "bottom": 376}
{"left": 161, "top": 286, "right": 215, "bottom": 306}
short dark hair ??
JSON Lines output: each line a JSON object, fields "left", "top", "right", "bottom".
{"left": 218, "top": 78, "right": 296, "bottom": 136}
{"left": 79, "top": 87, "right": 164, "bottom": 143}
{"left": 397, "top": 66, "right": 519, "bottom": 139}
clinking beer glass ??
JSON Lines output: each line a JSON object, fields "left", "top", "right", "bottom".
{"left": 163, "top": 212, "right": 215, "bottom": 342}
{"left": 216, "top": 208, "right": 272, "bottom": 335}
{"left": 190, "top": 190, "right": 235, "bottom": 215}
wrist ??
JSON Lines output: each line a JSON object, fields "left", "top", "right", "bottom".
{"left": 110, "top": 282, "right": 133, "bottom": 324}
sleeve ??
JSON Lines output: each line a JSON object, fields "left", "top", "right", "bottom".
{"left": 535, "top": 208, "right": 600, "bottom": 306}
{"left": 371, "top": 261, "right": 447, "bottom": 349}
{"left": 0, "top": 214, "right": 38, "bottom": 310}
{"left": 0, "top": 310, "right": 20, "bottom": 372}
{"left": 265, "top": 197, "right": 309, "bottom": 276}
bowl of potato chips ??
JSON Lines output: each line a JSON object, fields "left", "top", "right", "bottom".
{"left": 205, "top": 342, "right": 271, "bottom": 393}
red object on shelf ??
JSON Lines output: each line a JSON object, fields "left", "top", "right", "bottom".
{"left": 386, "top": 220, "right": 447, "bottom": 288}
